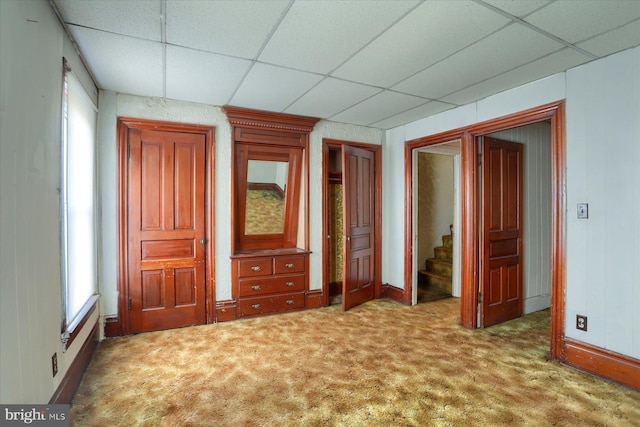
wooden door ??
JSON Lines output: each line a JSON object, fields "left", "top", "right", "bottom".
{"left": 480, "top": 137, "right": 523, "bottom": 327}
{"left": 342, "top": 146, "right": 375, "bottom": 310}
{"left": 127, "top": 128, "right": 206, "bottom": 333}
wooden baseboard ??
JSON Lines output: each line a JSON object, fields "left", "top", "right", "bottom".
{"left": 306, "top": 290, "right": 324, "bottom": 309}
{"left": 104, "top": 317, "right": 121, "bottom": 337}
{"left": 381, "top": 284, "right": 406, "bottom": 304}
{"left": 215, "top": 300, "right": 237, "bottom": 322}
{"left": 50, "top": 322, "right": 100, "bottom": 404}
{"left": 564, "top": 338, "right": 640, "bottom": 391}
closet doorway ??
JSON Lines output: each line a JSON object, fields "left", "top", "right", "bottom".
{"left": 322, "top": 139, "right": 382, "bottom": 310}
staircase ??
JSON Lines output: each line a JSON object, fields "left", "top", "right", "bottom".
{"left": 419, "top": 231, "right": 453, "bottom": 295}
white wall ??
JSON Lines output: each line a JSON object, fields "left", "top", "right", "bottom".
{"left": 565, "top": 46, "right": 640, "bottom": 358}
{"left": 385, "top": 45, "right": 640, "bottom": 360}
{"left": 490, "top": 123, "right": 552, "bottom": 314}
{"left": 0, "top": 0, "right": 99, "bottom": 403}
{"left": 97, "top": 96, "right": 381, "bottom": 312}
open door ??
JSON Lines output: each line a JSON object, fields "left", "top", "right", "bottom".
{"left": 480, "top": 136, "right": 524, "bottom": 327}
{"left": 342, "top": 145, "right": 375, "bottom": 310}
{"left": 127, "top": 128, "right": 207, "bottom": 333}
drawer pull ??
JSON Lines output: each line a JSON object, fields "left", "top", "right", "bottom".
{"left": 285, "top": 281, "right": 295, "bottom": 287}
{"left": 251, "top": 285, "right": 262, "bottom": 291}
{"left": 250, "top": 266, "right": 262, "bottom": 272}
{"left": 285, "top": 299, "right": 295, "bottom": 305}
{"left": 285, "top": 263, "right": 295, "bottom": 269}
{"left": 251, "top": 304, "right": 262, "bottom": 310}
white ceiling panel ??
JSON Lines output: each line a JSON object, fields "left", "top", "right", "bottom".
{"left": 577, "top": 19, "right": 640, "bottom": 57}
{"left": 481, "top": 0, "right": 552, "bottom": 18}
{"left": 393, "top": 23, "right": 564, "bottom": 99}
{"left": 371, "top": 101, "right": 455, "bottom": 129}
{"left": 165, "top": 0, "right": 290, "bottom": 58}
{"left": 54, "top": 0, "right": 161, "bottom": 41}
{"left": 525, "top": 0, "right": 640, "bottom": 44}
{"left": 68, "top": 26, "right": 164, "bottom": 97}
{"left": 166, "top": 46, "right": 252, "bottom": 106}
{"left": 50, "top": 0, "right": 640, "bottom": 129}
{"left": 331, "top": 90, "right": 428, "bottom": 126}
{"left": 332, "top": 0, "right": 511, "bottom": 88}
{"left": 229, "top": 63, "right": 324, "bottom": 112}
{"left": 285, "top": 78, "right": 381, "bottom": 119}
{"left": 259, "top": 0, "right": 419, "bottom": 74}
{"left": 441, "top": 48, "right": 592, "bottom": 106}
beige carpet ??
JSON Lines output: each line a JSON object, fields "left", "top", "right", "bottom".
{"left": 71, "top": 298, "right": 640, "bottom": 426}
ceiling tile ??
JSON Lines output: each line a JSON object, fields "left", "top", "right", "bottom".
{"left": 524, "top": 0, "right": 640, "bottom": 44}
{"left": 393, "top": 23, "right": 564, "bottom": 99}
{"left": 330, "top": 91, "right": 428, "bottom": 126}
{"left": 229, "top": 63, "right": 324, "bottom": 112}
{"left": 166, "top": 46, "right": 252, "bottom": 106}
{"left": 165, "top": 0, "right": 290, "bottom": 58}
{"left": 332, "top": 0, "right": 511, "bottom": 87}
{"left": 258, "top": 0, "right": 419, "bottom": 74}
{"left": 68, "top": 26, "right": 164, "bottom": 97}
{"left": 577, "top": 19, "right": 640, "bottom": 57}
{"left": 371, "top": 101, "right": 455, "bottom": 129}
{"left": 441, "top": 47, "right": 591, "bottom": 106}
{"left": 284, "top": 78, "right": 381, "bottom": 119}
{"left": 481, "top": 0, "right": 552, "bottom": 18}
{"left": 54, "top": 0, "right": 161, "bottom": 41}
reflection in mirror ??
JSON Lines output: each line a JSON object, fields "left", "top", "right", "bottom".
{"left": 245, "top": 160, "right": 288, "bottom": 235}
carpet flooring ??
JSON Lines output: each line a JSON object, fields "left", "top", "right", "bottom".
{"left": 71, "top": 298, "right": 640, "bottom": 426}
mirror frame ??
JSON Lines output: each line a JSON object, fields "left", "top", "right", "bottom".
{"left": 225, "top": 106, "right": 319, "bottom": 253}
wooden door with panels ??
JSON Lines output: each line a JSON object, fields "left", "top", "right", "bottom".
{"left": 480, "top": 136, "right": 524, "bottom": 327}
{"left": 126, "top": 127, "right": 207, "bottom": 333}
{"left": 341, "top": 145, "right": 376, "bottom": 310}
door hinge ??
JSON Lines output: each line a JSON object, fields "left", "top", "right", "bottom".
{"left": 478, "top": 292, "right": 483, "bottom": 303}
{"left": 128, "top": 298, "right": 132, "bottom": 310}
{"left": 478, "top": 153, "right": 482, "bottom": 166}
{"left": 127, "top": 144, "right": 131, "bottom": 158}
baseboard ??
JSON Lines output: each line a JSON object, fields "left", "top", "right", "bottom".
{"left": 50, "top": 322, "right": 100, "bottom": 404}
{"left": 215, "top": 300, "right": 237, "bottom": 322}
{"left": 564, "top": 338, "right": 640, "bottom": 391}
{"left": 306, "top": 290, "right": 324, "bottom": 309}
{"left": 104, "top": 317, "right": 121, "bottom": 337}
{"left": 381, "top": 283, "right": 406, "bottom": 304}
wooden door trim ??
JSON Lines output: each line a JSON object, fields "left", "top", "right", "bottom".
{"left": 117, "top": 117, "right": 216, "bottom": 335}
{"left": 322, "top": 139, "right": 382, "bottom": 307}
{"left": 404, "top": 100, "right": 566, "bottom": 361}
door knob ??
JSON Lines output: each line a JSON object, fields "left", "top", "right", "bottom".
{"left": 199, "top": 238, "right": 208, "bottom": 245}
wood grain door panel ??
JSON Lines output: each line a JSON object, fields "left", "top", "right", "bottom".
{"left": 128, "top": 129, "right": 206, "bottom": 333}
{"left": 342, "top": 146, "right": 375, "bottom": 310}
{"left": 481, "top": 136, "right": 523, "bottom": 327}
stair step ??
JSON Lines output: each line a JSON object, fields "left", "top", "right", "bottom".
{"left": 425, "top": 258, "right": 452, "bottom": 278}
{"left": 418, "top": 271, "right": 452, "bottom": 294}
{"left": 434, "top": 246, "right": 453, "bottom": 262}
{"left": 442, "top": 234, "right": 453, "bottom": 249}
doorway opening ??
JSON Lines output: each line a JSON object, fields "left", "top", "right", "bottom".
{"left": 322, "top": 139, "right": 382, "bottom": 310}
{"left": 404, "top": 101, "right": 565, "bottom": 360}
{"left": 412, "top": 141, "right": 462, "bottom": 305}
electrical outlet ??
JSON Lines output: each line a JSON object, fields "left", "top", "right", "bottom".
{"left": 576, "top": 315, "right": 588, "bottom": 331}
{"left": 52, "top": 353, "right": 58, "bottom": 377}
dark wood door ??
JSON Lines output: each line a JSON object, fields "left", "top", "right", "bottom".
{"left": 127, "top": 128, "right": 206, "bottom": 333}
{"left": 342, "top": 146, "right": 375, "bottom": 310}
{"left": 481, "top": 136, "right": 524, "bottom": 327}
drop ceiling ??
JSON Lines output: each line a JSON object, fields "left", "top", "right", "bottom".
{"left": 51, "top": 0, "right": 640, "bottom": 129}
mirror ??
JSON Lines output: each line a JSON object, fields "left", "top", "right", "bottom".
{"left": 245, "top": 160, "right": 288, "bottom": 235}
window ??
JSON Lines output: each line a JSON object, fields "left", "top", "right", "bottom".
{"left": 60, "top": 60, "right": 98, "bottom": 350}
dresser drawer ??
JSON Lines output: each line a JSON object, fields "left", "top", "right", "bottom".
{"left": 238, "top": 274, "right": 306, "bottom": 297}
{"left": 274, "top": 255, "right": 305, "bottom": 274}
{"left": 238, "top": 293, "right": 305, "bottom": 317}
{"left": 237, "top": 258, "right": 273, "bottom": 278}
